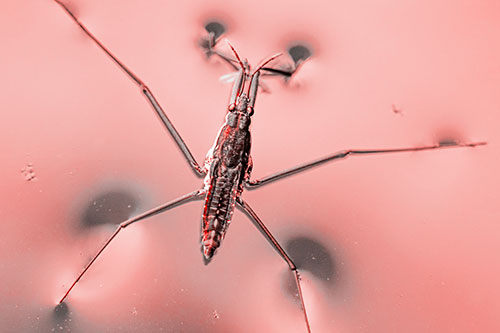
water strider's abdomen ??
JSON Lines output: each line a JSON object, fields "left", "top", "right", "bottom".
{"left": 202, "top": 165, "right": 241, "bottom": 261}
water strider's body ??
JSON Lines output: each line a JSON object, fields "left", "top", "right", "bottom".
{"left": 201, "top": 106, "right": 253, "bottom": 260}
{"left": 200, "top": 49, "right": 273, "bottom": 261}
{"left": 53, "top": 2, "right": 486, "bottom": 331}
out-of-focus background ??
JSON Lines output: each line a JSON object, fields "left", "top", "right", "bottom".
{"left": 1, "top": 0, "right": 499, "bottom": 332}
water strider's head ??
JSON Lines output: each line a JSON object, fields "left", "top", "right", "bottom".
{"left": 225, "top": 40, "right": 281, "bottom": 120}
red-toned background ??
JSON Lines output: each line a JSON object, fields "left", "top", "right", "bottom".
{"left": 1, "top": 0, "right": 499, "bottom": 332}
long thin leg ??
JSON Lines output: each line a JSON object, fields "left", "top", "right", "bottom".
{"left": 59, "top": 189, "right": 205, "bottom": 304}
{"left": 247, "top": 141, "right": 487, "bottom": 188}
{"left": 236, "top": 199, "right": 311, "bottom": 333}
{"left": 53, "top": 0, "right": 205, "bottom": 177}
{"left": 261, "top": 66, "right": 297, "bottom": 78}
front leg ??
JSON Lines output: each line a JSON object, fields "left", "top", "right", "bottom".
{"left": 246, "top": 141, "right": 486, "bottom": 189}
{"left": 53, "top": 0, "right": 205, "bottom": 177}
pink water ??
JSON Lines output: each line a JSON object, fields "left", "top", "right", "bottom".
{"left": 1, "top": 0, "right": 499, "bottom": 332}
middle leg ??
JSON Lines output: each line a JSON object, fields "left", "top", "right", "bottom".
{"left": 246, "top": 141, "right": 486, "bottom": 188}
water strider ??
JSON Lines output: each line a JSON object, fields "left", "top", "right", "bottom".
{"left": 53, "top": 1, "right": 486, "bottom": 331}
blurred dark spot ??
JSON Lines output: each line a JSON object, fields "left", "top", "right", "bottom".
{"left": 438, "top": 138, "right": 458, "bottom": 146}
{"left": 51, "top": 302, "right": 72, "bottom": 331}
{"left": 53, "top": 302, "right": 69, "bottom": 320}
{"left": 81, "top": 190, "right": 139, "bottom": 228}
{"left": 287, "top": 43, "right": 312, "bottom": 65}
{"left": 204, "top": 20, "right": 226, "bottom": 40}
{"left": 287, "top": 236, "right": 334, "bottom": 281}
{"left": 282, "top": 236, "right": 336, "bottom": 302}
{"left": 199, "top": 20, "right": 226, "bottom": 56}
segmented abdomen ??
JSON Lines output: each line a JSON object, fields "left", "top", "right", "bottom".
{"left": 201, "top": 167, "right": 240, "bottom": 261}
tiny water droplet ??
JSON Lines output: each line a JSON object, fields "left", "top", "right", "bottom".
{"left": 20, "top": 163, "right": 37, "bottom": 181}
{"left": 213, "top": 310, "right": 220, "bottom": 319}
{"left": 391, "top": 104, "right": 403, "bottom": 115}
